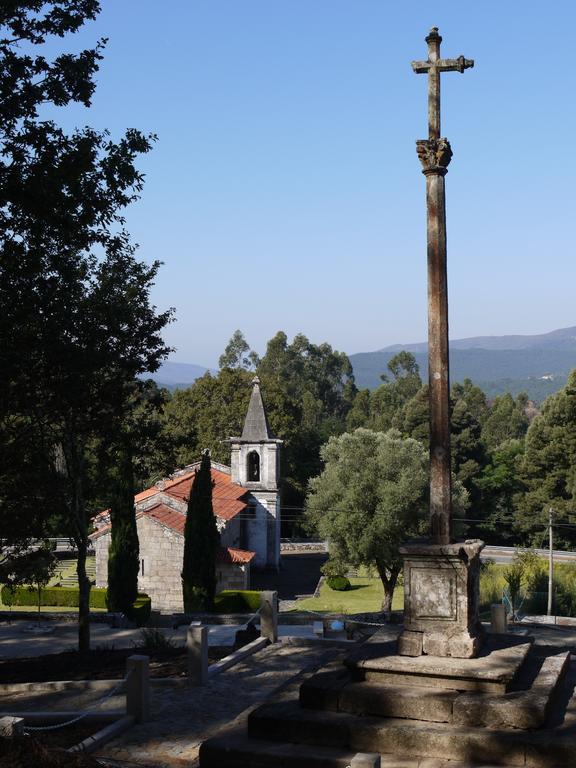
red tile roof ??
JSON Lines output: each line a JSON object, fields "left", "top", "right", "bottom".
{"left": 90, "top": 502, "right": 255, "bottom": 565}
{"left": 137, "top": 468, "right": 248, "bottom": 522}
{"left": 145, "top": 504, "right": 185, "bottom": 535}
{"left": 217, "top": 547, "right": 255, "bottom": 564}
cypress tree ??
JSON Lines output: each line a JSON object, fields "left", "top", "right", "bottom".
{"left": 107, "top": 443, "right": 140, "bottom": 613}
{"left": 182, "top": 450, "right": 219, "bottom": 612}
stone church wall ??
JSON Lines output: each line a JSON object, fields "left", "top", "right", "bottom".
{"left": 93, "top": 516, "right": 250, "bottom": 614}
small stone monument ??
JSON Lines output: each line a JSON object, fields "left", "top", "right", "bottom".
{"left": 397, "top": 28, "right": 484, "bottom": 659}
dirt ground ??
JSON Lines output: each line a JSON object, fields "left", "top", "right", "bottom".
{"left": 0, "top": 733, "right": 102, "bottom": 768}
{"left": 0, "top": 645, "right": 231, "bottom": 683}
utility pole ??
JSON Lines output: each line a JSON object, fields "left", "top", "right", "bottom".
{"left": 547, "top": 508, "right": 555, "bottom": 617}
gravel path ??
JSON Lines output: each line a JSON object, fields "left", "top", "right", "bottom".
{"left": 0, "top": 641, "right": 348, "bottom": 768}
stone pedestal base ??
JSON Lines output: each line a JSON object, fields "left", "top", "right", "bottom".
{"left": 398, "top": 539, "right": 484, "bottom": 659}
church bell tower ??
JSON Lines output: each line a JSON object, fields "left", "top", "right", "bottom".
{"left": 230, "top": 377, "right": 282, "bottom": 569}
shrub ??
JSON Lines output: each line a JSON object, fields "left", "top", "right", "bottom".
{"left": 133, "top": 627, "right": 175, "bottom": 648}
{"left": 327, "top": 575, "right": 351, "bottom": 591}
{"left": 213, "top": 590, "right": 261, "bottom": 613}
{"left": 0, "top": 584, "right": 150, "bottom": 622}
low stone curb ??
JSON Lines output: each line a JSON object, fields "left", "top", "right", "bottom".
{"left": 0, "top": 711, "right": 123, "bottom": 723}
{"left": 70, "top": 714, "right": 134, "bottom": 754}
{"left": 0, "top": 711, "right": 134, "bottom": 755}
{"left": 0, "top": 679, "right": 126, "bottom": 694}
{"left": 208, "top": 637, "right": 268, "bottom": 678}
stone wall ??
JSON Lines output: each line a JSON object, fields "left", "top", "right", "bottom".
{"left": 93, "top": 516, "right": 250, "bottom": 613}
{"left": 138, "top": 516, "right": 184, "bottom": 613}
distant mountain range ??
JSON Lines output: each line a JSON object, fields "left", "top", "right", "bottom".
{"left": 349, "top": 326, "right": 576, "bottom": 401}
{"left": 141, "top": 361, "right": 214, "bottom": 390}
{"left": 143, "top": 327, "right": 576, "bottom": 403}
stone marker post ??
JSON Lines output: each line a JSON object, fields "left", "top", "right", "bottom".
{"left": 397, "top": 29, "right": 484, "bottom": 659}
{"left": 260, "top": 590, "right": 278, "bottom": 643}
{"left": 0, "top": 716, "right": 24, "bottom": 737}
{"left": 491, "top": 603, "right": 507, "bottom": 634}
{"left": 351, "top": 753, "right": 381, "bottom": 768}
{"left": 187, "top": 622, "right": 209, "bottom": 685}
{"left": 126, "top": 654, "right": 150, "bottom": 723}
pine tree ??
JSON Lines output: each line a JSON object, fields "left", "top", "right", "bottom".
{"left": 182, "top": 451, "right": 219, "bottom": 612}
{"left": 107, "top": 442, "right": 139, "bottom": 614}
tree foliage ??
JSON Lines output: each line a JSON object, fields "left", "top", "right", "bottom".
{"left": 106, "top": 441, "right": 139, "bottom": 614}
{"left": 305, "top": 429, "right": 430, "bottom": 611}
{"left": 0, "top": 1, "right": 171, "bottom": 649}
{"left": 516, "top": 370, "right": 576, "bottom": 548}
{"left": 218, "top": 329, "right": 259, "bottom": 370}
{"left": 182, "top": 451, "right": 219, "bottom": 612}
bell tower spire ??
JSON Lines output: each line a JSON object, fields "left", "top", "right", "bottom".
{"left": 229, "top": 376, "right": 282, "bottom": 569}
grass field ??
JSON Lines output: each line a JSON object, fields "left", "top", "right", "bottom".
{"left": 295, "top": 576, "right": 404, "bottom": 614}
{"left": 0, "top": 555, "right": 105, "bottom": 613}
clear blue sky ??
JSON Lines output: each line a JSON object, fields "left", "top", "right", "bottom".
{"left": 47, "top": 1, "right": 575, "bottom": 367}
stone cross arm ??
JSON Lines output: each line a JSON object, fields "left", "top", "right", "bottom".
{"left": 411, "top": 28, "right": 474, "bottom": 142}
{"left": 411, "top": 55, "right": 474, "bottom": 75}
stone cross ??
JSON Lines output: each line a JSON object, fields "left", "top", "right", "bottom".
{"left": 412, "top": 28, "right": 473, "bottom": 545}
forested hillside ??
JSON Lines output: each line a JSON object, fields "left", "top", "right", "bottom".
{"left": 129, "top": 333, "right": 576, "bottom": 550}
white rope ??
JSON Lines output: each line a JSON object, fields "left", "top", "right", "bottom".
{"left": 23, "top": 669, "right": 132, "bottom": 733}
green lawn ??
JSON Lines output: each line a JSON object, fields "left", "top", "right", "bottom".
{"left": 0, "top": 555, "right": 105, "bottom": 613}
{"left": 295, "top": 576, "right": 404, "bottom": 614}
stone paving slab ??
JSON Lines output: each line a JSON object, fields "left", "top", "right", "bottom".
{"left": 93, "top": 642, "right": 348, "bottom": 767}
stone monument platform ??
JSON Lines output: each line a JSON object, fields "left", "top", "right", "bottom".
{"left": 398, "top": 539, "right": 484, "bottom": 659}
{"left": 199, "top": 629, "right": 576, "bottom": 766}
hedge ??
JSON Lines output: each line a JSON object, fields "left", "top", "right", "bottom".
{"left": 126, "top": 594, "right": 152, "bottom": 626}
{"left": 214, "top": 590, "right": 261, "bottom": 613}
{"left": 326, "top": 575, "right": 351, "bottom": 592}
{"left": 1, "top": 585, "right": 151, "bottom": 624}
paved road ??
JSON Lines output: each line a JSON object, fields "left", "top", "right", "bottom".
{"left": 482, "top": 545, "right": 576, "bottom": 564}
{"left": 251, "top": 552, "right": 327, "bottom": 599}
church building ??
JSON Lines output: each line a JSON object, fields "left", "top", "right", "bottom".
{"left": 91, "top": 377, "right": 282, "bottom": 613}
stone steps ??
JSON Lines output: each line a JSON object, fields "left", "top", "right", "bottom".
{"left": 199, "top": 729, "right": 510, "bottom": 768}
{"left": 302, "top": 673, "right": 458, "bottom": 723}
{"left": 199, "top": 728, "right": 357, "bottom": 767}
{"left": 199, "top": 636, "right": 576, "bottom": 768}
{"left": 248, "top": 698, "right": 529, "bottom": 766}
{"left": 301, "top": 650, "right": 571, "bottom": 729}
{"left": 247, "top": 696, "right": 576, "bottom": 766}
{"left": 346, "top": 636, "right": 533, "bottom": 693}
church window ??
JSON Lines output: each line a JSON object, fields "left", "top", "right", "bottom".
{"left": 247, "top": 451, "right": 260, "bottom": 481}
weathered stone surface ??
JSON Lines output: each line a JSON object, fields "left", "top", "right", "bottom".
{"left": 525, "top": 734, "right": 576, "bottom": 767}
{"left": 351, "top": 632, "right": 532, "bottom": 693}
{"left": 491, "top": 603, "right": 507, "bottom": 634}
{"left": 351, "top": 753, "right": 381, "bottom": 768}
{"left": 422, "top": 630, "right": 480, "bottom": 659}
{"left": 453, "top": 651, "right": 570, "bottom": 729}
{"left": 397, "top": 630, "right": 423, "bottom": 657}
{"left": 338, "top": 682, "right": 457, "bottom": 722}
{"left": 300, "top": 663, "right": 350, "bottom": 712}
{"left": 398, "top": 540, "right": 484, "bottom": 659}
{"left": 350, "top": 718, "right": 526, "bottom": 766}
{"left": 0, "top": 716, "right": 24, "bottom": 737}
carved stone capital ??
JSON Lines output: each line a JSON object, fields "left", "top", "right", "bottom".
{"left": 416, "top": 138, "right": 452, "bottom": 173}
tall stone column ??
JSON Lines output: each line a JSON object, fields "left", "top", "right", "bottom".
{"left": 418, "top": 139, "right": 453, "bottom": 545}
{"left": 397, "top": 29, "right": 483, "bottom": 659}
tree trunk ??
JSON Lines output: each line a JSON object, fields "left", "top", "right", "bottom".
{"left": 376, "top": 561, "right": 400, "bottom": 616}
{"left": 64, "top": 429, "right": 91, "bottom": 652}
{"left": 77, "top": 538, "right": 91, "bottom": 651}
